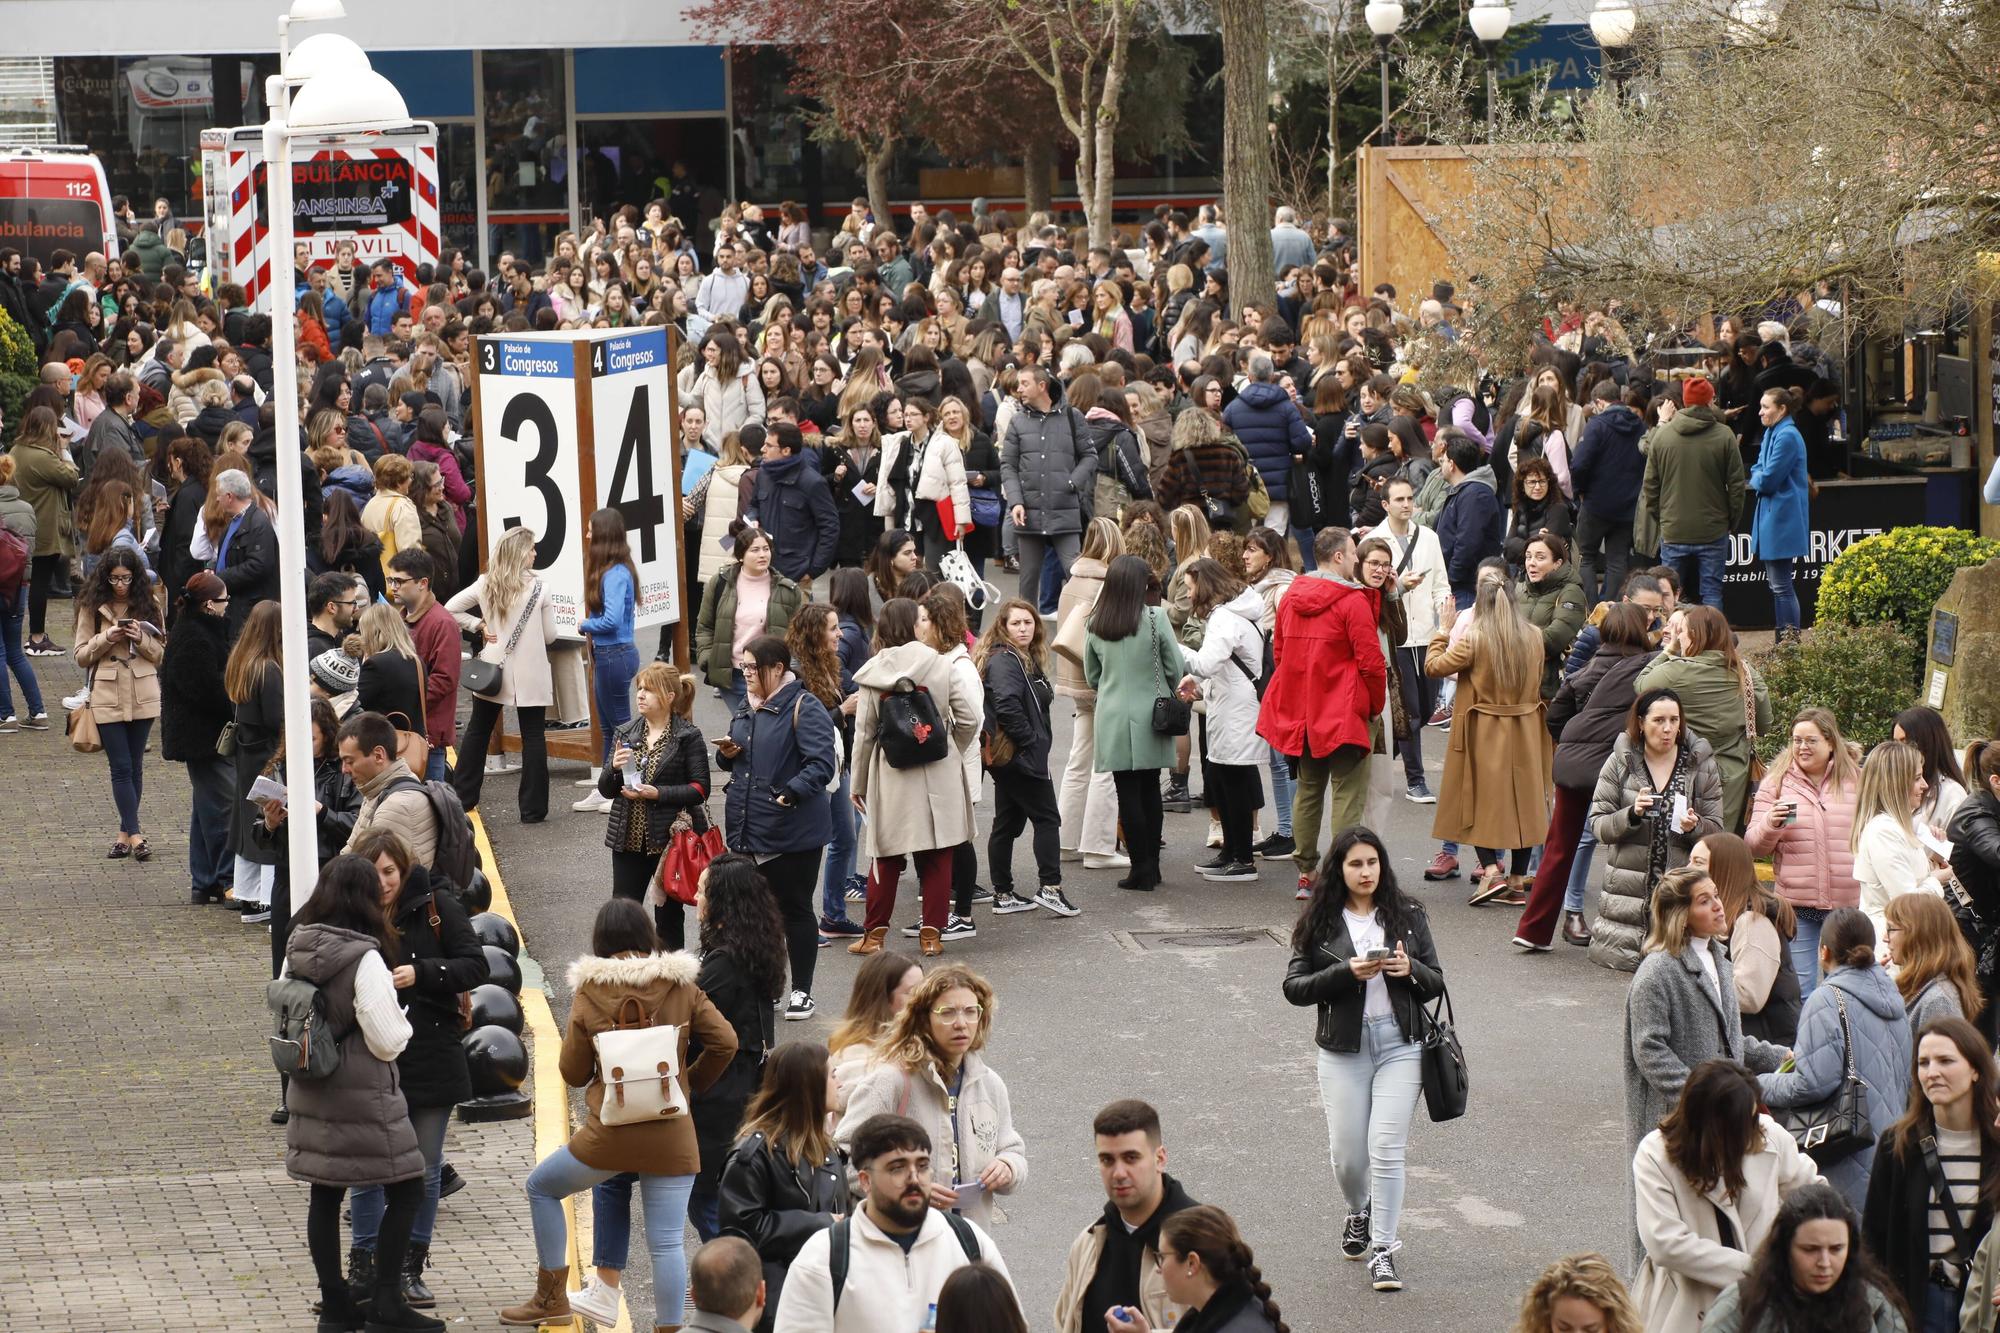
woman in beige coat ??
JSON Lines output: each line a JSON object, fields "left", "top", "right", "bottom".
{"left": 849, "top": 597, "right": 981, "bottom": 958}
{"left": 1052, "top": 518, "right": 1125, "bottom": 866}
{"left": 74, "top": 547, "right": 163, "bottom": 859}
{"left": 1632, "top": 1060, "right": 1820, "bottom": 1333}
{"left": 447, "top": 526, "right": 560, "bottom": 822}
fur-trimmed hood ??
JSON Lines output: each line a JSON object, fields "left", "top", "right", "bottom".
{"left": 566, "top": 950, "right": 701, "bottom": 991}
{"left": 172, "top": 365, "right": 224, "bottom": 392}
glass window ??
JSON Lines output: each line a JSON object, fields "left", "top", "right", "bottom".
{"left": 578, "top": 119, "right": 727, "bottom": 238}
{"left": 481, "top": 50, "right": 568, "bottom": 265}
{"left": 436, "top": 122, "right": 477, "bottom": 258}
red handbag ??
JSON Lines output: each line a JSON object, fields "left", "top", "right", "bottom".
{"left": 656, "top": 812, "right": 725, "bottom": 907}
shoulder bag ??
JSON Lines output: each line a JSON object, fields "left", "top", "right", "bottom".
{"left": 1419, "top": 981, "right": 1469, "bottom": 1122}
{"left": 462, "top": 582, "right": 540, "bottom": 698}
{"left": 1922, "top": 1133, "right": 1977, "bottom": 1292}
{"left": 1771, "top": 986, "right": 1873, "bottom": 1164}
{"left": 593, "top": 994, "right": 687, "bottom": 1125}
{"left": 1739, "top": 662, "right": 1766, "bottom": 785}
{"left": 1148, "top": 611, "right": 1190, "bottom": 736}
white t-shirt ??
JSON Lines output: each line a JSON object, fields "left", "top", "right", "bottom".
{"left": 1344, "top": 909, "right": 1392, "bottom": 1019}
{"left": 1694, "top": 940, "right": 1721, "bottom": 1002}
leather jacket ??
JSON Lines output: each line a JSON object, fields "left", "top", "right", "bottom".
{"left": 1281, "top": 904, "right": 1445, "bottom": 1051}
{"left": 718, "top": 1130, "right": 846, "bottom": 1332}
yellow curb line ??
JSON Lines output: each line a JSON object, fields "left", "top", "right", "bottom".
{"left": 470, "top": 785, "right": 634, "bottom": 1332}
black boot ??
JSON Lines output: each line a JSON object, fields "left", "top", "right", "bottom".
{"left": 402, "top": 1243, "right": 435, "bottom": 1309}
{"left": 1161, "top": 773, "right": 1192, "bottom": 813}
{"left": 346, "top": 1247, "right": 376, "bottom": 1311}
{"left": 317, "top": 1283, "right": 365, "bottom": 1333}
{"left": 437, "top": 1162, "right": 464, "bottom": 1198}
{"left": 365, "top": 1283, "right": 445, "bottom": 1333}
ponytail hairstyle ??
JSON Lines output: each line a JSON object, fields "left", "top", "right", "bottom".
{"left": 1760, "top": 384, "right": 1803, "bottom": 417}
{"left": 1969, "top": 737, "right": 2000, "bottom": 798}
{"left": 632, "top": 659, "right": 697, "bottom": 719}
{"left": 1160, "top": 1206, "right": 1289, "bottom": 1333}
{"left": 1819, "top": 906, "right": 1877, "bottom": 971}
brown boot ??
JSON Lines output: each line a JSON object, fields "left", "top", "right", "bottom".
{"left": 1562, "top": 911, "right": 1594, "bottom": 947}
{"left": 848, "top": 926, "right": 887, "bottom": 956}
{"left": 919, "top": 925, "right": 943, "bottom": 957}
{"left": 499, "top": 1266, "right": 571, "bottom": 1325}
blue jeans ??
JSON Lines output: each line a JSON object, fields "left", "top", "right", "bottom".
{"left": 718, "top": 667, "right": 747, "bottom": 717}
{"left": 352, "top": 1104, "right": 451, "bottom": 1247}
{"left": 1316, "top": 1014, "right": 1424, "bottom": 1252}
{"left": 424, "top": 747, "right": 448, "bottom": 783}
{"left": 186, "top": 751, "right": 234, "bottom": 896}
{"left": 1791, "top": 907, "right": 1827, "bottom": 1002}
{"left": 1766, "top": 558, "right": 1800, "bottom": 632}
{"left": 1660, "top": 539, "right": 1728, "bottom": 609}
{"left": 1265, "top": 743, "right": 1294, "bottom": 838}
{"left": 0, "top": 593, "right": 42, "bottom": 717}
{"left": 591, "top": 641, "right": 639, "bottom": 767}
{"left": 1564, "top": 820, "right": 1598, "bottom": 913}
{"left": 1924, "top": 1280, "right": 1957, "bottom": 1333}
{"left": 530, "top": 1152, "right": 691, "bottom": 1325}
{"left": 821, "top": 761, "right": 858, "bottom": 922}
{"left": 99, "top": 718, "right": 152, "bottom": 836}
{"left": 1292, "top": 527, "right": 1319, "bottom": 572}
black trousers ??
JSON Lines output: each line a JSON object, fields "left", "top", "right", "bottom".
{"left": 610, "top": 848, "right": 686, "bottom": 952}
{"left": 1572, "top": 509, "right": 1633, "bottom": 606}
{"left": 760, "top": 847, "right": 823, "bottom": 998}
{"left": 1111, "top": 768, "right": 1163, "bottom": 882}
{"left": 988, "top": 770, "right": 1061, "bottom": 892}
{"left": 950, "top": 840, "right": 981, "bottom": 916}
{"left": 453, "top": 698, "right": 548, "bottom": 821}
{"left": 1394, "top": 645, "right": 1435, "bottom": 786}
{"left": 309, "top": 1177, "right": 418, "bottom": 1303}
{"left": 1209, "top": 762, "right": 1260, "bottom": 863}
{"left": 28, "top": 553, "right": 60, "bottom": 636}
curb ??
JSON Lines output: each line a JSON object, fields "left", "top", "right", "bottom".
{"left": 470, "top": 801, "right": 632, "bottom": 1333}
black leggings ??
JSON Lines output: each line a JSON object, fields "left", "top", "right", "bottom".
{"left": 1110, "top": 769, "right": 1163, "bottom": 881}
{"left": 950, "top": 841, "right": 980, "bottom": 916}
{"left": 611, "top": 848, "right": 685, "bottom": 951}
{"left": 759, "top": 848, "right": 823, "bottom": 998}
{"left": 28, "top": 553, "right": 61, "bottom": 636}
{"left": 309, "top": 1177, "right": 418, "bottom": 1302}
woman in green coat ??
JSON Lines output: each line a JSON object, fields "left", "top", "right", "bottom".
{"left": 1084, "top": 554, "right": 1186, "bottom": 892}
{"left": 1634, "top": 604, "right": 1772, "bottom": 832}
{"left": 1517, "top": 531, "right": 1588, "bottom": 700}
{"left": 692, "top": 524, "right": 804, "bottom": 710}
{"left": 7, "top": 406, "right": 82, "bottom": 654}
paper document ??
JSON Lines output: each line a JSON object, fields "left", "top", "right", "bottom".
{"left": 247, "top": 774, "right": 289, "bottom": 807}
{"left": 1917, "top": 826, "right": 1954, "bottom": 862}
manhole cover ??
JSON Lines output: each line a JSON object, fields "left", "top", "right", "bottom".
{"left": 1119, "top": 927, "right": 1287, "bottom": 952}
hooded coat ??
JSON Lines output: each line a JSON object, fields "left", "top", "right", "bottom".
{"left": 1641, "top": 405, "right": 1746, "bottom": 547}
{"left": 1178, "top": 587, "right": 1269, "bottom": 766}
{"left": 1221, "top": 381, "right": 1312, "bottom": 501}
{"left": 1587, "top": 732, "right": 1728, "bottom": 972}
{"left": 1757, "top": 963, "right": 1913, "bottom": 1208}
{"left": 721, "top": 676, "right": 836, "bottom": 855}
{"left": 1434, "top": 475, "right": 1505, "bottom": 603}
{"left": 1570, "top": 402, "right": 1649, "bottom": 522}
{"left": 851, "top": 641, "right": 981, "bottom": 856}
{"left": 1155, "top": 410, "right": 1254, "bottom": 533}
{"left": 1635, "top": 650, "right": 1772, "bottom": 832}
{"left": 1519, "top": 563, "right": 1588, "bottom": 699}
{"left": 1256, "top": 575, "right": 1385, "bottom": 761}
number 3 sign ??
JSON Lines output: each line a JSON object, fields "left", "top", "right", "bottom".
{"left": 473, "top": 329, "right": 683, "bottom": 640}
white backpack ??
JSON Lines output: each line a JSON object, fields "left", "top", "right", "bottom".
{"left": 592, "top": 996, "right": 687, "bottom": 1125}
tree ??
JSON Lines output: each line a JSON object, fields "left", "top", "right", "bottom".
{"left": 1398, "top": 0, "right": 2000, "bottom": 367}
{"left": 1216, "top": 0, "right": 1278, "bottom": 318}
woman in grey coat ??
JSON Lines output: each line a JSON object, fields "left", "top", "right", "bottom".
{"left": 1757, "top": 908, "right": 1912, "bottom": 1211}
{"left": 1589, "top": 687, "right": 1725, "bottom": 972}
{"left": 1626, "top": 865, "right": 1788, "bottom": 1259}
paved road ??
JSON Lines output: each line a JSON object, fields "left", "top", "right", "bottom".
{"left": 487, "top": 575, "right": 1637, "bottom": 1333}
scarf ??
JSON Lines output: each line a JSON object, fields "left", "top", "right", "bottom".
{"left": 1641, "top": 739, "right": 1696, "bottom": 890}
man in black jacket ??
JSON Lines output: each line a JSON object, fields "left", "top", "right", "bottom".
{"left": 1433, "top": 434, "right": 1504, "bottom": 610}
{"left": 211, "top": 469, "right": 281, "bottom": 636}
{"left": 743, "top": 422, "right": 838, "bottom": 583}
{"left": 1568, "top": 380, "right": 1649, "bottom": 604}
{"left": 249, "top": 409, "right": 324, "bottom": 553}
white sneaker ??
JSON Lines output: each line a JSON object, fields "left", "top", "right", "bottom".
{"left": 571, "top": 790, "right": 613, "bottom": 813}
{"left": 62, "top": 689, "right": 88, "bottom": 711}
{"left": 568, "top": 1277, "right": 623, "bottom": 1327}
{"left": 1081, "top": 851, "right": 1131, "bottom": 870}
{"left": 485, "top": 754, "right": 511, "bottom": 774}
{"left": 573, "top": 767, "right": 603, "bottom": 787}
{"left": 1205, "top": 817, "right": 1223, "bottom": 849}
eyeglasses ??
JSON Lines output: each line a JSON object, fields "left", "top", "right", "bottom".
{"left": 932, "top": 1004, "right": 984, "bottom": 1022}
{"left": 107, "top": 574, "right": 135, "bottom": 585}
{"left": 385, "top": 576, "right": 417, "bottom": 589}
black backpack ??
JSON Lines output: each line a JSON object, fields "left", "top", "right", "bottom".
{"left": 877, "top": 678, "right": 951, "bottom": 770}
{"left": 1229, "top": 611, "right": 1273, "bottom": 700}
{"left": 827, "top": 1211, "right": 981, "bottom": 1311}
{"left": 386, "top": 775, "right": 479, "bottom": 892}
{"left": 266, "top": 976, "right": 343, "bottom": 1081}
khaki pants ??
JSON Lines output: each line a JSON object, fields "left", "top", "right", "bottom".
{"left": 1291, "top": 744, "right": 1371, "bottom": 878}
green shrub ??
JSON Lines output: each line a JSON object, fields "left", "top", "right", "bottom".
{"left": 1752, "top": 622, "right": 1922, "bottom": 761}
{"left": 1816, "top": 526, "right": 2000, "bottom": 640}
{"left": 0, "top": 303, "right": 33, "bottom": 443}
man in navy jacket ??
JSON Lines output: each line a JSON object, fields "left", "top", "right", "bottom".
{"left": 744, "top": 422, "right": 839, "bottom": 583}
{"left": 1432, "top": 434, "right": 1503, "bottom": 610}
{"left": 1567, "top": 380, "right": 1649, "bottom": 604}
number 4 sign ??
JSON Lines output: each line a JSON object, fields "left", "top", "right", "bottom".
{"left": 472, "top": 329, "right": 683, "bottom": 642}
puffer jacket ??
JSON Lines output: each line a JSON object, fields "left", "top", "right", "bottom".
{"left": 1519, "top": 564, "right": 1588, "bottom": 699}
{"left": 1547, "top": 644, "right": 1658, "bottom": 790}
{"left": 167, "top": 366, "right": 224, "bottom": 425}
{"left": 1221, "top": 381, "right": 1312, "bottom": 501}
{"left": 721, "top": 676, "right": 837, "bottom": 854}
{"left": 598, "top": 714, "right": 710, "bottom": 855}
{"left": 982, "top": 645, "right": 1055, "bottom": 781}
{"left": 1083, "top": 408, "right": 1150, "bottom": 522}
{"left": 1001, "top": 402, "right": 1097, "bottom": 536}
{"left": 1053, "top": 556, "right": 1108, "bottom": 700}
{"left": 1587, "top": 733, "right": 1726, "bottom": 972}
{"left": 1742, "top": 763, "right": 1861, "bottom": 912}
{"left": 1757, "top": 963, "right": 1912, "bottom": 1209}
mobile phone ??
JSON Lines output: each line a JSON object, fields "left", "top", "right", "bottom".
{"left": 1781, "top": 802, "right": 1799, "bottom": 825}
{"left": 1364, "top": 947, "right": 1392, "bottom": 961}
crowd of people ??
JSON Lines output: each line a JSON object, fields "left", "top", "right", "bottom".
{"left": 12, "top": 186, "right": 1997, "bottom": 1333}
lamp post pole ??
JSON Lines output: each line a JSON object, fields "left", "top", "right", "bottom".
{"left": 1364, "top": 2, "right": 1405, "bottom": 146}
{"left": 1376, "top": 37, "right": 1392, "bottom": 142}
{"left": 1469, "top": 3, "right": 1514, "bottom": 143}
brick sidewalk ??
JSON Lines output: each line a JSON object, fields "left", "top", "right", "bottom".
{"left": 0, "top": 631, "right": 542, "bottom": 1331}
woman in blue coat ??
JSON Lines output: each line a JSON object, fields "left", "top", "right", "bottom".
{"left": 1756, "top": 907, "right": 1912, "bottom": 1210}
{"left": 1748, "top": 387, "right": 1811, "bottom": 639}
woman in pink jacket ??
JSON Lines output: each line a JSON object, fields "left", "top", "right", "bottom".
{"left": 1742, "top": 706, "right": 1862, "bottom": 1003}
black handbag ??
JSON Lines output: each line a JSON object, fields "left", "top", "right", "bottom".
{"left": 1147, "top": 613, "right": 1189, "bottom": 736}
{"left": 1770, "top": 986, "right": 1873, "bottom": 1164}
{"left": 1289, "top": 457, "right": 1327, "bottom": 530}
{"left": 462, "top": 582, "right": 540, "bottom": 699}
{"left": 1419, "top": 983, "right": 1469, "bottom": 1123}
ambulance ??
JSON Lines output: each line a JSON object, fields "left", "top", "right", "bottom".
{"left": 0, "top": 145, "right": 118, "bottom": 267}
{"left": 200, "top": 120, "right": 439, "bottom": 311}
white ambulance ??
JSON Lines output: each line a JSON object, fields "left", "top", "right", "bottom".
{"left": 0, "top": 144, "right": 118, "bottom": 266}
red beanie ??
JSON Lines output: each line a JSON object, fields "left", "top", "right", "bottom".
{"left": 1682, "top": 376, "right": 1715, "bottom": 407}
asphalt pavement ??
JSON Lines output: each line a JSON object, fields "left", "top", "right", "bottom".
{"left": 485, "top": 575, "right": 1637, "bottom": 1333}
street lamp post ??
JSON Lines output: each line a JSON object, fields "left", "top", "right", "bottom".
{"left": 1589, "top": 0, "right": 1638, "bottom": 101}
{"left": 1469, "top": 1, "right": 1514, "bottom": 142}
{"left": 264, "top": 2, "right": 414, "bottom": 907}
{"left": 1364, "top": 1, "right": 1405, "bottom": 145}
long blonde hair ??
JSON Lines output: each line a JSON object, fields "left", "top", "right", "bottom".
{"left": 1080, "top": 515, "right": 1124, "bottom": 565}
{"left": 1852, "top": 740, "right": 1922, "bottom": 854}
{"left": 483, "top": 526, "right": 537, "bottom": 628}
{"left": 352, "top": 601, "right": 417, "bottom": 661}
{"left": 1465, "top": 575, "right": 1543, "bottom": 703}
{"left": 1168, "top": 504, "right": 1212, "bottom": 567}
